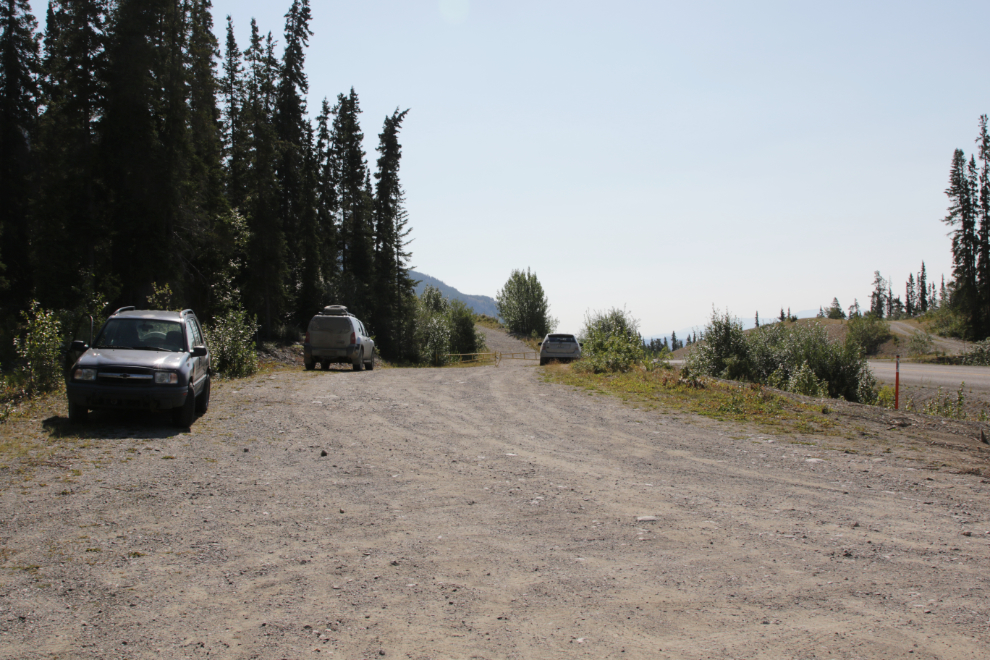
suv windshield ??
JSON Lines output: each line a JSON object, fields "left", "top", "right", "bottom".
{"left": 94, "top": 319, "right": 185, "bottom": 352}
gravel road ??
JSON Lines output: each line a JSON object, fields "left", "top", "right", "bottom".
{"left": 869, "top": 361, "right": 990, "bottom": 392}
{"left": 1, "top": 327, "right": 989, "bottom": 659}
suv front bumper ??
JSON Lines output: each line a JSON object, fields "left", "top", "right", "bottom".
{"left": 67, "top": 382, "right": 189, "bottom": 411}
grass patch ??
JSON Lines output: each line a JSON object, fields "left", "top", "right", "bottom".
{"left": 542, "top": 363, "right": 839, "bottom": 434}
{"left": 475, "top": 315, "right": 504, "bottom": 330}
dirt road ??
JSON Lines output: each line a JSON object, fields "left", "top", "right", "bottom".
{"left": 870, "top": 361, "right": 990, "bottom": 392}
{"left": 1, "top": 327, "right": 989, "bottom": 659}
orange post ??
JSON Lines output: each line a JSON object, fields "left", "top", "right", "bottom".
{"left": 895, "top": 354, "right": 900, "bottom": 410}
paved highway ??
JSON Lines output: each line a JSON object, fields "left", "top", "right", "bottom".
{"left": 869, "top": 360, "right": 990, "bottom": 391}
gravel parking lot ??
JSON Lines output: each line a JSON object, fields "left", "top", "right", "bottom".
{"left": 1, "top": 327, "right": 989, "bottom": 659}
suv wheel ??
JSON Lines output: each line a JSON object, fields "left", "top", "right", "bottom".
{"left": 195, "top": 377, "right": 211, "bottom": 415}
{"left": 366, "top": 351, "right": 375, "bottom": 370}
{"left": 353, "top": 350, "right": 364, "bottom": 371}
{"left": 304, "top": 357, "right": 315, "bottom": 370}
{"left": 68, "top": 401, "right": 88, "bottom": 423}
{"left": 173, "top": 386, "right": 196, "bottom": 427}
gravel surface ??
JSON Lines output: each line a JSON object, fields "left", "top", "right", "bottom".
{"left": 1, "top": 327, "right": 989, "bottom": 659}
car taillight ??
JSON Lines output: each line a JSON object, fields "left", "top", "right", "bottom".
{"left": 305, "top": 331, "right": 310, "bottom": 343}
{"left": 350, "top": 331, "right": 356, "bottom": 345}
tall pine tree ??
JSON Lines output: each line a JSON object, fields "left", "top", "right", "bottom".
{"left": 32, "top": 0, "right": 109, "bottom": 309}
{"left": 0, "top": 0, "right": 40, "bottom": 313}
{"left": 371, "top": 108, "right": 416, "bottom": 359}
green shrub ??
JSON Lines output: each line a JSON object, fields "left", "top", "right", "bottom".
{"left": 845, "top": 313, "right": 891, "bottom": 355}
{"left": 922, "top": 384, "right": 966, "bottom": 418}
{"left": 875, "top": 385, "right": 895, "bottom": 409}
{"left": 420, "top": 285, "right": 449, "bottom": 315}
{"left": 576, "top": 308, "right": 644, "bottom": 374}
{"left": 205, "top": 308, "right": 259, "bottom": 378}
{"left": 449, "top": 300, "right": 485, "bottom": 355}
{"left": 921, "top": 307, "right": 968, "bottom": 339}
{"left": 495, "top": 268, "right": 557, "bottom": 336}
{"left": 147, "top": 282, "right": 179, "bottom": 311}
{"left": 961, "top": 339, "right": 990, "bottom": 365}
{"left": 788, "top": 362, "right": 828, "bottom": 398}
{"left": 688, "top": 309, "right": 750, "bottom": 380}
{"left": 421, "top": 315, "right": 451, "bottom": 366}
{"left": 688, "top": 310, "right": 876, "bottom": 403}
{"left": 13, "top": 301, "right": 64, "bottom": 394}
{"left": 907, "top": 331, "right": 936, "bottom": 356}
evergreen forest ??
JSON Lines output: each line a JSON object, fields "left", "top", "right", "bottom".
{"left": 0, "top": 0, "right": 419, "bottom": 363}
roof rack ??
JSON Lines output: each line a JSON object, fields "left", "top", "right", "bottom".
{"left": 112, "top": 306, "right": 136, "bottom": 316}
{"left": 180, "top": 309, "right": 194, "bottom": 317}
{"left": 321, "top": 305, "right": 351, "bottom": 316}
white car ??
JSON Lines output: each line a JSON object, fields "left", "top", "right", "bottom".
{"left": 304, "top": 306, "right": 375, "bottom": 371}
{"left": 538, "top": 333, "right": 582, "bottom": 365}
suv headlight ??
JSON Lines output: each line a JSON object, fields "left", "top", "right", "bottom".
{"left": 74, "top": 368, "right": 97, "bottom": 382}
{"left": 154, "top": 372, "right": 179, "bottom": 385}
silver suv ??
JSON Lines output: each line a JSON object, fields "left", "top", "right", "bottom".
{"left": 65, "top": 307, "right": 212, "bottom": 427}
{"left": 304, "top": 306, "right": 375, "bottom": 371}
{"left": 538, "top": 333, "right": 582, "bottom": 365}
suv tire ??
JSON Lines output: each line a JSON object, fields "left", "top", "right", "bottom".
{"left": 68, "top": 401, "right": 88, "bottom": 423}
{"left": 366, "top": 351, "right": 375, "bottom": 370}
{"left": 173, "top": 386, "right": 196, "bottom": 427}
{"left": 304, "top": 357, "right": 315, "bottom": 370}
{"left": 195, "top": 377, "right": 211, "bottom": 415}
{"left": 353, "top": 350, "right": 364, "bottom": 371}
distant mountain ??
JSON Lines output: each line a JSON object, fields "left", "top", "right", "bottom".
{"left": 410, "top": 270, "right": 499, "bottom": 318}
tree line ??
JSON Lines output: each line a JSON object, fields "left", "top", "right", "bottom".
{"left": 939, "top": 115, "right": 990, "bottom": 339}
{"left": 0, "top": 0, "right": 418, "bottom": 361}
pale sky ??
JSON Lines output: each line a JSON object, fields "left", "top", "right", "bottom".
{"left": 34, "top": 0, "right": 990, "bottom": 336}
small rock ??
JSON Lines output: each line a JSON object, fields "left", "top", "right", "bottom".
{"left": 339, "top": 508, "right": 345, "bottom": 513}
{"left": 320, "top": 450, "right": 328, "bottom": 457}
{"left": 243, "top": 448, "right": 249, "bottom": 453}
{"left": 636, "top": 516, "right": 658, "bottom": 522}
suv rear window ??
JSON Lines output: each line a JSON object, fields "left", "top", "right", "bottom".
{"left": 96, "top": 319, "right": 185, "bottom": 352}
{"left": 547, "top": 335, "right": 576, "bottom": 342}
{"left": 310, "top": 316, "right": 353, "bottom": 333}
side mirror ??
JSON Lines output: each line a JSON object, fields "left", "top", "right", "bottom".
{"left": 537, "top": 342, "right": 542, "bottom": 346}
{"left": 71, "top": 340, "right": 88, "bottom": 352}
{"left": 191, "top": 345, "right": 207, "bottom": 357}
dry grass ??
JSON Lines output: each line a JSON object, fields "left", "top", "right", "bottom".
{"left": 542, "top": 362, "right": 838, "bottom": 435}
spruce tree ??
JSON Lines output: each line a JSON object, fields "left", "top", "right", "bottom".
{"left": 334, "top": 88, "right": 374, "bottom": 320}
{"left": 905, "top": 273, "right": 915, "bottom": 316}
{"left": 274, "top": 0, "right": 313, "bottom": 323}
{"left": 0, "top": 0, "right": 40, "bottom": 312}
{"left": 314, "top": 97, "right": 339, "bottom": 301}
{"left": 918, "top": 261, "right": 928, "bottom": 313}
{"left": 242, "top": 24, "right": 288, "bottom": 334}
{"left": 221, "top": 15, "right": 249, "bottom": 211}
{"left": 31, "top": 0, "right": 109, "bottom": 309}
{"left": 371, "top": 108, "right": 415, "bottom": 359}
{"left": 870, "top": 271, "right": 887, "bottom": 317}
{"left": 943, "top": 148, "right": 978, "bottom": 332}
{"left": 100, "top": 0, "right": 195, "bottom": 303}
{"left": 977, "top": 115, "right": 990, "bottom": 336}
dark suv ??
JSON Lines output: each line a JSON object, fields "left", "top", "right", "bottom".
{"left": 66, "top": 307, "right": 212, "bottom": 427}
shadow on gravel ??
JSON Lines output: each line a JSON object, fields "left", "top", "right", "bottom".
{"left": 42, "top": 410, "right": 188, "bottom": 440}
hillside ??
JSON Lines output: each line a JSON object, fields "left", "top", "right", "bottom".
{"left": 669, "top": 317, "right": 967, "bottom": 360}
{"left": 409, "top": 270, "right": 499, "bottom": 317}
